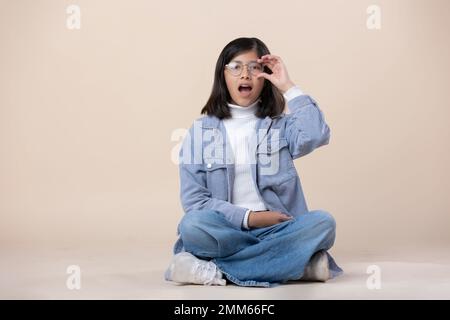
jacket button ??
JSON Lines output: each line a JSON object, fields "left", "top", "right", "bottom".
{"left": 206, "top": 163, "right": 212, "bottom": 168}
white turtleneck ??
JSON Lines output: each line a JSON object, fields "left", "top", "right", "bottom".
{"left": 223, "top": 85, "right": 304, "bottom": 229}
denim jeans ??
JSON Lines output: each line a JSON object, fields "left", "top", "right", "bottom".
{"left": 175, "top": 209, "right": 343, "bottom": 287}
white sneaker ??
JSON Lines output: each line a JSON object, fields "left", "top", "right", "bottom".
{"left": 164, "top": 252, "right": 226, "bottom": 286}
{"left": 301, "top": 250, "right": 330, "bottom": 282}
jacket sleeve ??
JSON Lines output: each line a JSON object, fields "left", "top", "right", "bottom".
{"left": 178, "top": 123, "right": 248, "bottom": 230}
{"left": 284, "top": 95, "right": 331, "bottom": 160}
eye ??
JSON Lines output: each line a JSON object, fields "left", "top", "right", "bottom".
{"left": 228, "top": 62, "right": 241, "bottom": 71}
{"left": 250, "top": 63, "right": 262, "bottom": 71}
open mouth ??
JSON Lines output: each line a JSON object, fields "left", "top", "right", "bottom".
{"left": 238, "top": 84, "right": 253, "bottom": 93}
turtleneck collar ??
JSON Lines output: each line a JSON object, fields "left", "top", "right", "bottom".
{"left": 227, "top": 100, "right": 260, "bottom": 119}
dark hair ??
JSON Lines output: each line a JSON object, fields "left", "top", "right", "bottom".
{"left": 201, "top": 37, "right": 285, "bottom": 119}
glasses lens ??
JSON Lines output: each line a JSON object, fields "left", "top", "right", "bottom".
{"left": 227, "top": 61, "right": 242, "bottom": 76}
{"left": 248, "top": 62, "right": 263, "bottom": 75}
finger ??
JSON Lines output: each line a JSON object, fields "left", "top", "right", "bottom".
{"left": 258, "top": 55, "right": 275, "bottom": 61}
{"left": 256, "top": 72, "right": 273, "bottom": 81}
{"left": 278, "top": 215, "right": 293, "bottom": 222}
{"left": 278, "top": 212, "right": 292, "bottom": 219}
{"left": 258, "top": 58, "right": 276, "bottom": 67}
{"left": 258, "top": 58, "right": 280, "bottom": 71}
{"left": 258, "top": 55, "right": 277, "bottom": 63}
{"left": 259, "top": 54, "right": 281, "bottom": 62}
{"left": 260, "top": 54, "right": 278, "bottom": 59}
{"left": 257, "top": 58, "right": 275, "bottom": 68}
{"left": 259, "top": 56, "right": 285, "bottom": 70}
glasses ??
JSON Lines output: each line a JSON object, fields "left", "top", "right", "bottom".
{"left": 225, "top": 61, "right": 264, "bottom": 77}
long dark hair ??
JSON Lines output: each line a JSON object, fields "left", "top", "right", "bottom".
{"left": 201, "top": 37, "right": 285, "bottom": 119}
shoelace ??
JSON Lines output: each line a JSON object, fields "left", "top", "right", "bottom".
{"left": 193, "top": 261, "right": 217, "bottom": 285}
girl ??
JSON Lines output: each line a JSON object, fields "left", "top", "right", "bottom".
{"left": 165, "top": 37, "right": 343, "bottom": 287}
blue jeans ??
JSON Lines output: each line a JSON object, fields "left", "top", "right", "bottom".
{"left": 175, "top": 209, "right": 343, "bottom": 287}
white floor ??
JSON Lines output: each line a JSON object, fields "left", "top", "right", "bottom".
{"left": 1, "top": 243, "right": 450, "bottom": 299}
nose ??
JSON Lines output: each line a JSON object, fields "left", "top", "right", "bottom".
{"left": 240, "top": 65, "right": 251, "bottom": 79}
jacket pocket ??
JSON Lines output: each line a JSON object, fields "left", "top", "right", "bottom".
{"left": 256, "top": 138, "right": 296, "bottom": 181}
{"left": 204, "top": 162, "right": 228, "bottom": 201}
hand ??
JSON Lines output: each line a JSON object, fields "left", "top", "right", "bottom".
{"left": 256, "top": 54, "right": 296, "bottom": 93}
{"left": 248, "top": 210, "right": 293, "bottom": 229}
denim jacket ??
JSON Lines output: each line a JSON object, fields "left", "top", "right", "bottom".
{"left": 174, "top": 94, "right": 330, "bottom": 253}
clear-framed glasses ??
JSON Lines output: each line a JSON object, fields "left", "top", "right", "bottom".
{"left": 225, "top": 61, "right": 264, "bottom": 77}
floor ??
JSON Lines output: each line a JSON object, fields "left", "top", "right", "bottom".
{"left": 1, "top": 243, "right": 449, "bottom": 299}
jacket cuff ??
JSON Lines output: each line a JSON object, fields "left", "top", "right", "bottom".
{"left": 283, "top": 86, "right": 304, "bottom": 102}
{"left": 286, "top": 94, "right": 316, "bottom": 113}
{"left": 242, "top": 209, "right": 251, "bottom": 230}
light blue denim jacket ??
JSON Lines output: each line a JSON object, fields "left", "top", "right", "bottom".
{"left": 174, "top": 94, "right": 330, "bottom": 252}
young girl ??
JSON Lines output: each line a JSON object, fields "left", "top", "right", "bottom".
{"left": 165, "top": 37, "right": 343, "bottom": 287}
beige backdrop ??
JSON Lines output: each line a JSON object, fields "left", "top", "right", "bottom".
{"left": 1, "top": 0, "right": 449, "bottom": 256}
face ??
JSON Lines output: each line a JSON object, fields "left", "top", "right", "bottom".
{"left": 224, "top": 50, "right": 265, "bottom": 107}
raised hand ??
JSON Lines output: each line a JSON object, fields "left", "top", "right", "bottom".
{"left": 256, "top": 54, "right": 296, "bottom": 93}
